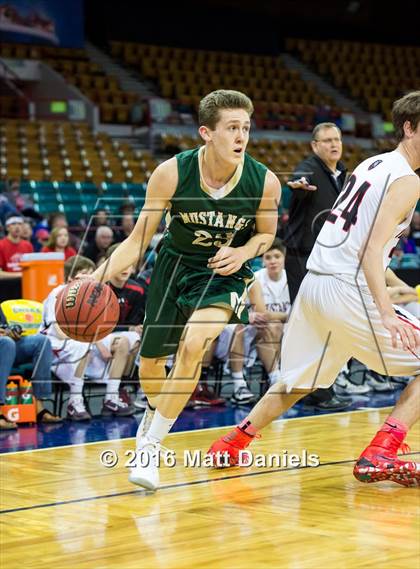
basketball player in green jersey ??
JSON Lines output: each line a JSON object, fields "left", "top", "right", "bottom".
{"left": 90, "top": 90, "right": 281, "bottom": 490}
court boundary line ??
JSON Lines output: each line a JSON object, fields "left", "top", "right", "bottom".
{"left": 0, "top": 406, "right": 394, "bottom": 456}
{"left": 1, "top": 450, "right": 418, "bottom": 515}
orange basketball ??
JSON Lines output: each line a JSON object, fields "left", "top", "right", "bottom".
{"left": 55, "top": 280, "right": 120, "bottom": 342}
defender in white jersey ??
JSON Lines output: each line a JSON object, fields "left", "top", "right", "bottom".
{"left": 209, "top": 91, "right": 420, "bottom": 487}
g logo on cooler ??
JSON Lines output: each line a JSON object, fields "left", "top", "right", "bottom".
{"left": 7, "top": 408, "right": 20, "bottom": 422}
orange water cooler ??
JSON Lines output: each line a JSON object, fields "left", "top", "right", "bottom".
{"left": 20, "top": 252, "right": 65, "bottom": 302}
{"left": 1, "top": 376, "right": 37, "bottom": 424}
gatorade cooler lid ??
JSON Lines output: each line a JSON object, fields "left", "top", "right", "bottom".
{"left": 21, "top": 252, "right": 65, "bottom": 261}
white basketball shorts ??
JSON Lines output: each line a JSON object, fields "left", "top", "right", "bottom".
{"left": 280, "top": 271, "right": 419, "bottom": 392}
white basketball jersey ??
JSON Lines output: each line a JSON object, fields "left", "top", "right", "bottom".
{"left": 307, "top": 150, "right": 417, "bottom": 285}
{"left": 255, "top": 268, "right": 291, "bottom": 314}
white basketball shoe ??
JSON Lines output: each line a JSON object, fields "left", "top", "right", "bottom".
{"left": 128, "top": 435, "right": 160, "bottom": 491}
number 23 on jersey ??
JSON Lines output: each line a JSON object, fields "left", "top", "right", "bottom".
{"left": 192, "top": 230, "right": 235, "bottom": 247}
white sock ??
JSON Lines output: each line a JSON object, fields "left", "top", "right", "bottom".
{"left": 135, "top": 405, "right": 154, "bottom": 447}
{"left": 146, "top": 409, "right": 176, "bottom": 444}
{"left": 268, "top": 369, "right": 281, "bottom": 385}
{"left": 69, "top": 378, "right": 84, "bottom": 400}
{"left": 232, "top": 371, "right": 247, "bottom": 390}
{"left": 106, "top": 378, "right": 120, "bottom": 401}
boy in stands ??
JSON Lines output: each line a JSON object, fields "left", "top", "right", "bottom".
{"left": 40, "top": 256, "right": 135, "bottom": 419}
{"left": 215, "top": 238, "right": 290, "bottom": 403}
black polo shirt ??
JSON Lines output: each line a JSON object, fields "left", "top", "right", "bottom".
{"left": 284, "top": 154, "right": 347, "bottom": 253}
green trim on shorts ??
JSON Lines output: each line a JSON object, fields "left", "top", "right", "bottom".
{"left": 139, "top": 247, "right": 253, "bottom": 359}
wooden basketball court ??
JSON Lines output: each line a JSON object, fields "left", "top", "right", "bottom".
{"left": 1, "top": 407, "right": 419, "bottom": 568}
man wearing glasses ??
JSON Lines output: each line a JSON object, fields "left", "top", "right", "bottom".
{"left": 283, "top": 122, "right": 349, "bottom": 410}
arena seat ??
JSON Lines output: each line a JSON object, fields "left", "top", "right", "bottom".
{"left": 0, "top": 43, "right": 140, "bottom": 124}
{"left": 286, "top": 38, "right": 420, "bottom": 120}
{"left": 0, "top": 119, "right": 157, "bottom": 198}
{"left": 109, "top": 41, "right": 340, "bottom": 131}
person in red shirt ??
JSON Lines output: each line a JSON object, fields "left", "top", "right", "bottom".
{"left": 0, "top": 215, "right": 33, "bottom": 278}
{"left": 41, "top": 227, "right": 77, "bottom": 260}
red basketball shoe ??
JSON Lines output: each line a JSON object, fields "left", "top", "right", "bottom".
{"left": 353, "top": 431, "right": 420, "bottom": 487}
{"left": 190, "top": 384, "right": 226, "bottom": 407}
{"left": 207, "top": 427, "right": 257, "bottom": 467}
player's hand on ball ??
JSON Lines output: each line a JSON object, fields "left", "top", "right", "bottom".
{"left": 207, "top": 247, "right": 247, "bottom": 276}
{"left": 382, "top": 312, "right": 420, "bottom": 351}
{"left": 287, "top": 177, "right": 317, "bottom": 191}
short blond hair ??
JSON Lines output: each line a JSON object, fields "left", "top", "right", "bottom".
{"left": 198, "top": 90, "right": 254, "bottom": 129}
{"left": 392, "top": 91, "right": 420, "bottom": 142}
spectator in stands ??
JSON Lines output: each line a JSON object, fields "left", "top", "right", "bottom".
{"left": 4, "top": 178, "right": 37, "bottom": 220}
{"left": 85, "top": 207, "right": 112, "bottom": 245}
{"left": 4, "top": 178, "right": 27, "bottom": 212}
{"left": 0, "top": 305, "right": 62, "bottom": 430}
{"left": 283, "top": 122, "right": 350, "bottom": 411}
{"left": 0, "top": 194, "right": 18, "bottom": 225}
{"left": 48, "top": 212, "right": 80, "bottom": 251}
{"left": 105, "top": 243, "right": 148, "bottom": 327}
{"left": 48, "top": 212, "right": 68, "bottom": 231}
{"left": 41, "top": 227, "right": 77, "bottom": 260}
{"left": 40, "top": 256, "right": 95, "bottom": 421}
{"left": 120, "top": 200, "right": 136, "bottom": 216}
{"left": 0, "top": 214, "right": 33, "bottom": 279}
{"left": 83, "top": 225, "right": 114, "bottom": 264}
{"left": 115, "top": 213, "right": 135, "bottom": 243}
{"left": 92, "top": 207, "right": 111, "bottom": 229}
{"left": 85, "top": 243, "right": 147, "bottom": 411}
{"left": 214, "top": 239, "right": 291, "bottom": 405}
{"left": 41, "top": 255, "right": 137, "bottom": 419}
{"left": 21, "top": 219, "right": 33, "bottom": 242}
{"left": 34, "top": 228, "right": 50, "bottom": 252}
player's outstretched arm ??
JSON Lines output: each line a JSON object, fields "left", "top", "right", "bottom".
{"left": 360, "top": 174, "right": 420, "bottom": 350}
{"left": 90, "top": 158, "right": 178, "bottom": 283}
{"left": 208, "top": 170, "right": 281, "bottom": 275}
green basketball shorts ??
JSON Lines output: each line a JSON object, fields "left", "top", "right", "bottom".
{"left": 140, "top": 247, "right": 254, "bottom": 358}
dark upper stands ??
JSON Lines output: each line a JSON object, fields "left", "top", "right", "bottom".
{"left": 286, "top": 38, "right": 420, "bottom": 120}
{"left": 110, "top": 41, "right": 344, "bottom": 132}
{"left": 0, "top": 43, "right": 140, "bottom": 124}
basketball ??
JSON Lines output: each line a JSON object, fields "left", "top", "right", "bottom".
{"left": 55, "top": 280, "right": 120, "bottom": 342}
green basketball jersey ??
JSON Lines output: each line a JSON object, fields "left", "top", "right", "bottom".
{"left": 162, "top": 146, "right": 267, "bottom": 272}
